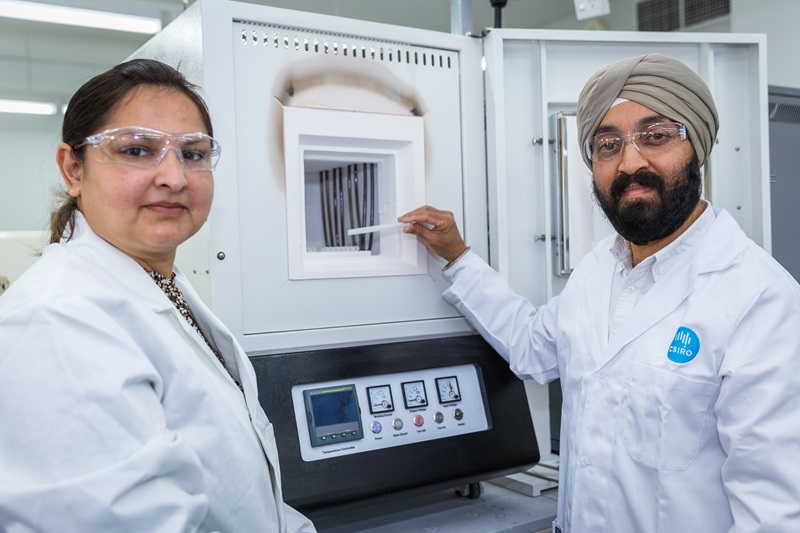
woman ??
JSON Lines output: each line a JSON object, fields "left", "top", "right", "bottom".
{"left": 0, "top": 59, "right": 316, "bottom": 532}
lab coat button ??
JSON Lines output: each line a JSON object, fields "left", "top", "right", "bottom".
{"left": 580, "top": 457, "right": 590, "bottom": 467}
{"left": 598, "top": 372, "right": 606, "bottom": 380}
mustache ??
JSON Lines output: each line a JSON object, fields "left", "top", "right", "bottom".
{"left": 610, "top": 171, "right": 666, "bottom": 201}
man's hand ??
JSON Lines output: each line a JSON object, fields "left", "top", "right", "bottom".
{"left": 399, "top": 206, "right": 467, "bottom": 264}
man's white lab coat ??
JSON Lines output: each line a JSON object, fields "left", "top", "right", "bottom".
{"left": 443, "top": 207, "right": 800, "bottom": 532}
{"left": 0, "top": 213, "right": 315, "bottom": 533}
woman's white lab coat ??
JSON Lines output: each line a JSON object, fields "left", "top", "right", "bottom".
{"left": 0, "top": 213, "right": 316, "bottom": 533}
{"left": 443, "top": 207, "right": 800, "bottom": 532}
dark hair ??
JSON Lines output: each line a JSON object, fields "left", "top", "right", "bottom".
{"left": 50, "top": 59, "right": 213, "bottom": 244}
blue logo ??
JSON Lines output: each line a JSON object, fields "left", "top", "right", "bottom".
{"left": 667, "top": 326, "right": 700, "bottom": 364}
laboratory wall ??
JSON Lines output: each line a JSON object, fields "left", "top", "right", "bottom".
{"left": 544, "top": 0, "right": 800, "bottom": 89}
{"left": 0, "top": 113, "right": 61, "bottom": 231}
{"left": 0, "top": 15, "right": 152, "bottom": 232}
{"left": 730, "top": 0, "right": 800, "bottom": 89}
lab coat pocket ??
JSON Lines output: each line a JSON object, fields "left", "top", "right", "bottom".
{"left": 253, "top": 409, "right": 277, "bottom": 454}
{"left": 254, "top": 409, "right": 284, "bottom": 483}
{"left": 622, "top": 364, "right": 717, "bottom": 471}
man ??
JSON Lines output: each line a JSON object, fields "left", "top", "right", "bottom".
{"left": 399, "top": 54, "right": 800, "bottom": 532}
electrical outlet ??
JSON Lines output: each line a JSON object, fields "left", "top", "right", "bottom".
{"left": 0, "top": 276, "right": 9, "bottom": 296}
{"left": 574, "top": 0, "right": 611, "bottom": 20}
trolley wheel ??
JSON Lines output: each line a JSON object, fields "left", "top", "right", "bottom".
{"left": 455, "top": 482, "right": 483, "bottom": 500}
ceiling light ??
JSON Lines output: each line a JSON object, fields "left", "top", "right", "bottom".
{"left": 0, "top": 98, "right": 58, "bottom": 116}
{"left": 0, "top": 0, "right": 162, "bottom": 34}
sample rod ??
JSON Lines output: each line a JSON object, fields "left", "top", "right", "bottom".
{"left": 346, "top": 222, "right": 408, "bottom": 236}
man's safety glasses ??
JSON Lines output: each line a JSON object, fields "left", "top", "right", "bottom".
{"left": 585, "top": 122, "right": 687, "bottom": 164}
{"left": 74, "top": 126, "right": 222, "bottom": 172}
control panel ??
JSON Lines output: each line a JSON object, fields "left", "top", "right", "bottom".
{"left": 292, "top": 364, "right": 489, "bottom": 462}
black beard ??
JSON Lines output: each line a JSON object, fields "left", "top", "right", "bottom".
{"left": 592, "top": 154, "right": 702, "bottom": 246}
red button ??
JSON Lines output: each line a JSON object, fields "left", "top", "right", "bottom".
{"left": 413, "top": 415, "right": 424, "bottom": 427}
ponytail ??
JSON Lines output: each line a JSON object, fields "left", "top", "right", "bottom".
{"left": 49, "top": 193, "right": 78, "bottom": 244}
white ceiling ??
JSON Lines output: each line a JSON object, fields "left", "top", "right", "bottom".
{"left": 0, "top": 0, "right": 578, "bottom": 109}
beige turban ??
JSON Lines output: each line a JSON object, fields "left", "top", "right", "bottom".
{"left": 576, "top": 53, "right": 719, "bottom": 168}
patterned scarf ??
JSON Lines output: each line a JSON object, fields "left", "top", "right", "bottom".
{"left": 147, "top": 269, "right": 243, "bottom": 392}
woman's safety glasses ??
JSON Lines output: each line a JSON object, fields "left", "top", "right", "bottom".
{"left": 585, "top": 122, "right": 687, "bottom": 164}
{"left": 74, "top": 126, "right": 222, "bottom": 172}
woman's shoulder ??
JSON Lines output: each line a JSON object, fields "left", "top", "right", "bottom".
{"left": 1, "top": 241, "right": 135, "bottom": 316}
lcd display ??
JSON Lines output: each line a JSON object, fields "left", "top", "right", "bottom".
{"left": 303, "top": 384, "right": 364, "bottom": 447}
{"left": 310, "top": 389, "right": 358, "bottom": 429}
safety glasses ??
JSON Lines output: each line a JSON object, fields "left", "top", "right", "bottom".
{"left": 74, "top": 126, "right": 221, "bottom": 171}
{"left": 585, "top": 122, "right": 687, "bottom": 164}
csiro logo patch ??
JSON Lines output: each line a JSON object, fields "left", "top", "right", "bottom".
{"left": 668, "top": 326, "right": 700, "bottom": 364}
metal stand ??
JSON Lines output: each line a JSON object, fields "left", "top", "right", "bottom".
{"left": 489, "top": 454, "right": 559, "bottom": 497}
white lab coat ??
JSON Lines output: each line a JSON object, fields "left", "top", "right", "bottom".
{"left": 443, "top": 207, "right": 800, "bottom": 532}
{"left": 0, "top": 213, "right": 316, "bottom": 533}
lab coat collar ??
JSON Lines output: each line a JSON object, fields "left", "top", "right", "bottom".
{"left": 597, "top": 204, "right": 744, "bottom": 362}
{"left": 695, "top": 207, "right": 747, "bottom": 274}
{"left": 65, "top": 213, "right": 254, "bottom": 400}
{"left": 64, "top": 212, "right": 175, "bottom": 312}
{"left": 607, "top": 200, "right": 715, "bottom": 273}
{"left": 175, "top": 272, "right": 262, "bottom": 408}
